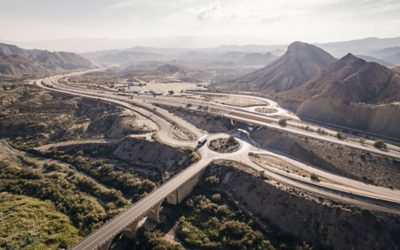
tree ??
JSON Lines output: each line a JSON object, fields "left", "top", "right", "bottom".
{"left": 168, "top": 90, "right": 174, "bottom": 95}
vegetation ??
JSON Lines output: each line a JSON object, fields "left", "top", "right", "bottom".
{"left": 336, "top": 132, "right": 346, "bottom": 140}
{"left": 0, "top": 193, "right": 81, "bottom": 250}
{"left": 373, "top": 140, "right": 387, "bottom": 150}
{"left": 175, "top": 194, "right": 275, "bottom": 250}
{"left": 278, "top": 119, "right": 287, "bottom": 127}
{"left": 209, "top": 136, "right": 240, "bottom": 153}
{"left": 0, "top": 158, "right": 129, "bottom": 235}
{"left": 310, "top": 173, "right": 320, "bottom": 182}
{"left": 45, "top": 150, "right": 156, "bottom": 201}
{"left": 133, "top": 230, "right": 184, "bottom": 250}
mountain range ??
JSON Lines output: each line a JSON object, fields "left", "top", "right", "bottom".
{"left": 0, "top": 43, "right": 93, "bottom": 77}
{"left": 215, "top": 41, "right": 400, "bottom": 139}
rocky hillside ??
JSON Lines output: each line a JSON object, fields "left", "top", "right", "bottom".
{"left": 0, "top": 43, "right": 93, "bottom": 76}
{"left": 0, "top": 83, "right": 156, "bottom": 149}
{"left": 224, "top": 41, "right": 336, "bottom": 92}
{"left": 206, "top": 162, "right": 400, "bottom": 250}
{"left": 279, "top": 54, "right": 400, "bottom": 138}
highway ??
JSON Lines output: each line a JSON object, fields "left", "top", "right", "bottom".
{"left": 30, "top": 71, "right": 400, "bottom": 249}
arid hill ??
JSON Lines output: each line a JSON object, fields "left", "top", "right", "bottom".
{"left": 225, "top": 41, "right": 336, "bottom": 92}
{"left": 279, "top": 54, "right": 400, "bottom": 138}
{"left": 0, "top": 43, "right": 93, "bottom": 76}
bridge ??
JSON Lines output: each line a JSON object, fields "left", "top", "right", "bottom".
{"left": 72, "top": 154, "right": 210, "bottom": 250}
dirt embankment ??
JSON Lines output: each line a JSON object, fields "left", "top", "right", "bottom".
{"left": 250, "top": 127, "right": 400, "bottom": 189}
{"left": 206, "top": 162, "right": 400, "bottom": 250}
{"left": 160, "top": 107, "right": 400, "bottom": 189}
{"left": 46, "top": 137, "right": 197, "bottom": 175}
{"left": 158, "top": 105, "right": 245, "bottom": 133}
{"left": 0, "top": 83, "right": 156, "bottom": 147}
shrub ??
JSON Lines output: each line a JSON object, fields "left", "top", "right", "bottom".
{"left": 278, "top": 119, "right": 287, "bottom": 127}
{"left": 310, "top": 173, "right": 320, "bottom": 182}
{"left": 373, "top": 140, "right": 387, "bottom": 150}
{"left": 336, "top": 132, "right": 346, "bottom": 140}
{"left": 205, "top": 175, "right": 220, "bottom": 185}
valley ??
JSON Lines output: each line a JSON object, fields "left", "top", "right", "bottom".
{"left": 1, "top": 35, "right": 400, "bottom": 250}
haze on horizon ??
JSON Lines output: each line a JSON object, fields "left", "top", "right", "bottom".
{"left": 1, "top": 0, "right": 400, "bottom": 52}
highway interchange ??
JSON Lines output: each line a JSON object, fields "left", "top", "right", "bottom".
{"left": 30, "top": 70, "right": 400, "bottom": 249}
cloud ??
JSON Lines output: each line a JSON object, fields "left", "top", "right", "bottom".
{"left": 187, "top": 1, "right": 221, "bottom": 21}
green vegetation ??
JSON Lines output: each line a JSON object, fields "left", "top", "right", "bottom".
{"left": 0, "top": 192, "right": 81, "bottom": 250}
{"left": 133, "top": 230, "right": 184, "bottom": 250}
{"left": 45, "top": 150, "right": 156, "bottom": 201}
{"left": 336, "top": 132, "right": 346, "bottom": 140}
{"left": 373, "top": 140, "right": 387, "bottom": 150}
{"left": 175, "top": 193, "right": 275, "bottom": 250}
{"left": 0, "top": 158, "right": 129, "bottom": 235}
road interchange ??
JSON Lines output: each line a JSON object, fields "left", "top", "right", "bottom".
{"left": 30, "top": 71, "right": 400, "bottom": 249}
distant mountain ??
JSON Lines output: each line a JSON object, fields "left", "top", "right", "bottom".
{"left": 355, "top": 55, "right": 394, "bottom": 67}
{"left": 384, "top": 52, "right": 400, "bottom": 65}
{"left": 0, "top": 43, "right": 93, "bottom": 77}
{"left": 394, "top": 66, "right": 400, "bottom": 73}
{"left": 317, "top": 36, "right": 400, "bottom": 57}
{"left": 372, "top": 47, "right": 400, "bottom": 58}
{"left": 83, "top": 46, "right": 279, "bottom": 67}
{"left": 154, "top": 64, "right": 184, "bottom": 75}
{"left": 279, "top": 54, "right": 400, "bottom": 138}
{"left": 226, "top": 41, "right": 336, "bottom": 92}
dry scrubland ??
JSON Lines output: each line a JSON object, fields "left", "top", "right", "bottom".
{"left": 0, "top": 82, "right": 156, "bottom": 150}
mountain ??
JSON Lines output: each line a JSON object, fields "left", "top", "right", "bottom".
{"left": 394, "top": 66, "right": 400, "bottom": 73}
{"left": 0, "top": 43, "right": 93, "bottom": 77}
{"left": 154, "top": 64, "right": 184, "bottom": 75}
{"left": 227, "top": 41, "right": 336, "bottom": 92}
{"left": 355, "top": 55, "right": 394, "bottom": 67}
{"left": 279, "top": 54, "right": 400, "bottom": 138}
{"left": 384, "top": 52, "right": 400, "bottom": 66}
{"left": 317, "top": 36, "right": 400, "bottom": 57}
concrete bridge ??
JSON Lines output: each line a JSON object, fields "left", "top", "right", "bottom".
{"left": 72, "top": 156, "right": 210, "bottom": 250}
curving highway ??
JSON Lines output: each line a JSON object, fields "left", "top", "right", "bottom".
{"left": 30, "top": 71, "right": 400, "bottom": 249}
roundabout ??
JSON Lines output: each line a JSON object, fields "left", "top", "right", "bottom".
{"left": 208, "top": 135, "right": 241, "bottom": 154}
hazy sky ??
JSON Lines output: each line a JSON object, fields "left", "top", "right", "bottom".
{"left": 1, "top": 0, "right": 400, "bottom": 48}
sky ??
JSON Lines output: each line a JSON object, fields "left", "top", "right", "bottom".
{"left": 1, "top": 0, "right": 400, "bottom": 51}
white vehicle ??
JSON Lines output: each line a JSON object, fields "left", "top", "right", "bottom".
{"left": 197, "top": 135, "right": 208, "bottom": 147}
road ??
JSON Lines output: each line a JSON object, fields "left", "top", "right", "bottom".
{"left": 29, "top": 71, "right": 400, "bottom": 249}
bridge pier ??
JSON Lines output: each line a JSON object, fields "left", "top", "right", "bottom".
{"left": 73, "top": 167, "right": 207, "bottom": 250}
{"left": 167, "top": 169, "right": 206, "bottom": 205}
{"left": 147, "top": 201, "right": 163, "bottom": 223}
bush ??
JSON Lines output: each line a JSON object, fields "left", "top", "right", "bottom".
{"left": 310, "top": 173, "right": 320, "bottom": 182}
{"left": 278, "top": 119, "right": 287, "bottom": 127}
{"left": 373, "top": 140, "right": 387, "bottom": 150}
{"left": 205, "top": 175, "right": 220, "bottom": 185}
{"left": 336, "top": 132, "right": 346, "bottom": 140}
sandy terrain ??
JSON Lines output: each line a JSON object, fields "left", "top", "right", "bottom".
{"left": 131, "top": 82, "right": 206, "bottom": 95}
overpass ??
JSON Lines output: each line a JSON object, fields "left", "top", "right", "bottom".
{"left": 72, "top": 153, "right": 211, "bottom": 250}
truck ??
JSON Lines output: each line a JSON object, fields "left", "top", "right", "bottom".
{"left": 197, "top": 135, "right": 208, "bottom": 147}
